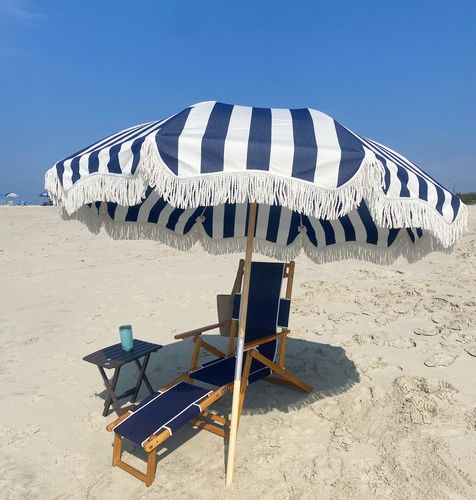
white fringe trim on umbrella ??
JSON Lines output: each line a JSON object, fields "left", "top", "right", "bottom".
{"left": 45, "top": 167, "right": 148, "bottom": 215}
{"left": 45, "top": 137, "right": 468, "bottom": 249}
{"left": 370, "top": 193, "right": 468, "bottom": 248}
{"left": 45, "top": 139, "right": 385, "bottom": 222}
{"left": 138, "top": 139, "right": 385, "bottom": 222}
{"left": 67, "top": 205, "right": 453, "bottom": 265}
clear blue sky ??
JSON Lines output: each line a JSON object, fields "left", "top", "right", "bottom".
{"left": 1, "top": 0, "right": 475, "bottom": 203}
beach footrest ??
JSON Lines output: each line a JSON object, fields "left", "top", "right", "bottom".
{"left": 114, "top": 382, "right": 212, "bottom": 446}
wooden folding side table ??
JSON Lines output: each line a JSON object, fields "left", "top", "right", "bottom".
{"left": 83, "top": 339, "right": 162, "bottom": 416}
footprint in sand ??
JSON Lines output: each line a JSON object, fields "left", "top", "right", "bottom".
{"left": 352, "top": 333, "right": 382, "bottom": 345}
{"left": 455, "top": 333, "right": 476, "bottom": 344}
{"left": 424, "top": 352, "right": 457, "bottom": 367}
{"left": 7, "top": 424, "right": 40, "bottom": 447}
{"left": 86, "top": 411, "right": 105, "bottom": 432}
{"left": 464, "top": 345, "right": 476, "bottom": 358}
{"left": 440, "top": 331, "right": 475, "bottom": 347}
{"left": 25, "top": 336, "right": 40, "bottom": 345}
{"left": 431, "top": 312, "right": 447, "bottom": 324}
{"left": 414, "top": 327, "right": 439, "bottom": 337}
{"left": 465, "top": 408, "right": 476, "bottom": 430}
{"left": 387, "top": 337, "right": 416, "bottom": 349}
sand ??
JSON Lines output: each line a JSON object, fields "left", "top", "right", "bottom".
{"left": 0, "top": 205, "right": 475, "bottom": 500}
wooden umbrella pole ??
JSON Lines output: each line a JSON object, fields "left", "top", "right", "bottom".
{"left": 225, "top": 201, "right": 257, "bottom": 486}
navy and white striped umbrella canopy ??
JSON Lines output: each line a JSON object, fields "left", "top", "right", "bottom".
{"left": 45, "top": 101, "right": 467, "bottom": 263}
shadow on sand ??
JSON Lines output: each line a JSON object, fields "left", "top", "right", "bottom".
{"left": 94, "top": 335, "right": 359, "bottom": 471}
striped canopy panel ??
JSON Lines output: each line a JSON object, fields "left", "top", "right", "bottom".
{"left": 46, "top": 101, "right": 466, "bottom": 263}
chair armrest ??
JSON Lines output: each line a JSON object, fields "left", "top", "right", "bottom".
{"left": 174, "top": 320, "right": 231, "bottom": 340}
{"left": 243, "top": 329, "right": 290, "bottom": 351}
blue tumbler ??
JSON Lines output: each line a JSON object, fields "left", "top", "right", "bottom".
{"left": 119, "top": 325, "right": 134, "bottom": 351}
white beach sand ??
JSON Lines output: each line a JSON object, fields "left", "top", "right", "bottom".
{"left": 1, "top": 205, "right": 475, "bottom": 499}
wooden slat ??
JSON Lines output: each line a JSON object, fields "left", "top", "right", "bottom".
{"left": 250, "top": 349, "right": 313, "bottom": 393}
{"left": 200, "top": 339, "right": 226, "bottom": 358}
{"left": 106, "top": 411, "right": 132, "bottom": 432}
{"left": 143, "top": 429, "right": 172, "bottom": 453}
{"left": 116, "top": 459, "right": 148, "bottom": 483}
{"left": 189, "top": 337, "right": 202, "bottom": 371}
{"left": 191, "top": 419, "right": 229, "bottom": 438}
{"left": 174, "top": 321, "right": 229, "bottom": 340}
{"left": 201, "top": 411, "right": 230, "bottom": 426}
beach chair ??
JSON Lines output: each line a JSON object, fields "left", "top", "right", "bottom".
{"left": 106, "top": 260, "right": 312, "bottom": 486}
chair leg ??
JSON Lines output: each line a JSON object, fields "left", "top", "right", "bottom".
{"left": 266, "top": 375, "right": 302, "bottom": 390}
{"left": 251, "top": 349, "right": 313, "bottom": 393}
{"left": 112, "top": 433, "right": 158, "bottom": 487}
{"left": 146, "top": 450, "right": 157, "bottom": 487}
{"left": 278, "top": 330, "right": 288, "bottom": 368}
{"left": 112, "top": 433, "right": 122, "bottom": 466}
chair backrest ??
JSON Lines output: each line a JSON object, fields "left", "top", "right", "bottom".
{"left": 232, "top": 262, "right": 292, "bottom": 362}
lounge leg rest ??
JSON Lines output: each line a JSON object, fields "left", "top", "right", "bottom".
{"left": 107, "top": 383, "right": 231, "bottom": 487}
{"left": 112, "top": 430, "right": 169, "bottom": 487}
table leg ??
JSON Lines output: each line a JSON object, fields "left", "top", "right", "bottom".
{"left": 131, "top": 355, "right": 152, "bottom": 403}
{"left": 98, "top": 366, "right": 123, "bottom": 416}
{"left": 138, "top": 356, "right": 155, "bottom": 394}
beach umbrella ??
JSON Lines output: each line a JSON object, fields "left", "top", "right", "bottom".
{"left": 39, "top": 190, "right": 53, "bottom": 206}
{"left": 45, "top": 100, "right": 467, "bottom": 485}
{"left": 5, "top": 192, "right": 19, "bottom": 206}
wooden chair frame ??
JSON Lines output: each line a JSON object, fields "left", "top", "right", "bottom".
{"left": 106, "top": 376, "right": 232, "bottom": 486}
{"left": 106, "top": 260, "right": 312, "bottom": 487}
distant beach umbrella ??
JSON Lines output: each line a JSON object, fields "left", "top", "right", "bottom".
{"left": 4, "top": 192, "right": 19, "bottom": 206}
{"left": 45, "top": 101, "right": 467, "bottom": 485}
{"left": 39, "top": 190, "right": 52, "bottom": 205}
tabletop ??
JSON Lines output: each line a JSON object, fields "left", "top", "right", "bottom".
{"left": 83, "top": 339, "right": 162, "bottom": 369}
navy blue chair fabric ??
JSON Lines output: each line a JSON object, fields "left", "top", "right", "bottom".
{"left": 190, "top": 262, "right": 287, "bottom": 387}
{"left": 238, "top": 262, "right": 285, "bottom": 343}
{"left": 189, "top": 355, "right": 272, "bottom": 386}
{"left": 277, "top": 298, "right": 291, "bottom": 329}
{"left": 114, "top": 382, "right": 211, "bottom": 445}
{"left": 232, "top": 296, "right": 290, "bottom": 328}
